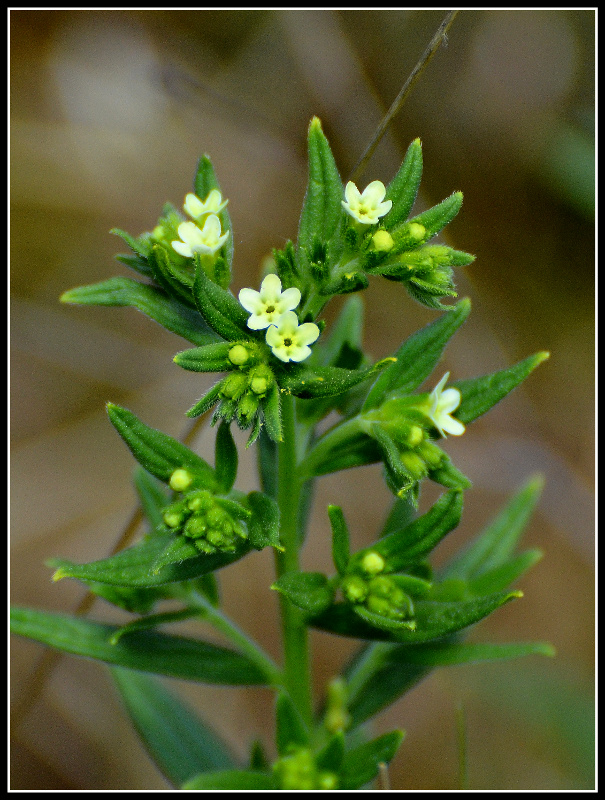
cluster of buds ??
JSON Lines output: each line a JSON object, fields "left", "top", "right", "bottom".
{"left": 162, "top": 470, "right": 248, "bottom": 554}
{"left": 273, "top": 748, "right": 339, "bottom": 791}
{"left": 341, "top": 551, "right": 421, "bottom": 625}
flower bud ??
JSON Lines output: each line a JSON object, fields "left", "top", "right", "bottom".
{"left": 221, "top": 372, "right": 248, "bottom": 400}
{"left": 372, "top": 230, "right": 394, "bottom": 252}
{"left": 361, "top": 551, "right": 386, "bottom": 576}
{"left": 407, "top": 425, "right": 424, "bottom": 448}
{"left": 342, "top": 574, "right": 368, "bottom": 603}
{"left": 249, "top": 365, "right": 274, "bottom": 396}
{"left": 400, "top": 451, "right": 428, "bottom": 479}
{"left": 237, "top": 393, "right": 259, "bottom": 424}
{"left": 169, "top": 468, "right": 193, "bottom": 492}
{"left": 163, "top": 509, "right": 184, "bottom": 528}
{"left": 228, "top": 344, "right": 249, "bottom": 366}
{"left": 184, "top": 515, "right": 207, "bottom": 538}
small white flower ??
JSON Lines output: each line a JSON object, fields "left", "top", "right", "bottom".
{"left": 342, "top": 180, "right": 392, "bottom": 225}
{"left": 427, "top": 372, "right": 465, "bottom": 437}
{"left": 183, "top": 190, "right": 228, "bottom": 219}
{"left": 265, "top": 311, "right": 320, "bottom": 363}
{"left": 171, "top": 215, "right": 229, "bottom": 258}
{"left": 239, "top": 274, "right": 301, "bottom": 331}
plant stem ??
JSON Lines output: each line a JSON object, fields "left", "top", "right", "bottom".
{"left": 274, "top": 392, "right": 314, "bottom": 728}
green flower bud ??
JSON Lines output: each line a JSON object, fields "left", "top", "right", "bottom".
{"left": 400, "top": 451, "right": 428, "bottom": 479}
{"left": 361, "top": 551, "right": 386, "bottom": 576}
{"left": 417, "top": 440, "right": 445, "bottom": 469}
{"left": 365, "top": 594, "right": 394, "bottom": 617}
{"left": 237, "top": 393, "right": 259, "bottom": 424}
{"left": 184, "top": 515, "right": 207, "bottom": 538}
{"left": 228, "top": 344, "right": 249, "bottom": 366}
{"left": 187, "top": 489, "right": 214, "bottom": 513}
{"left": 195, "top": 539, "right": 217, "bottom": 554}
{"left": 163, "top": 510, "right": 184, "bottom": 528}
{"left": 408, "top": 222, "right": 426, "bottom": 241}
{"left": 342, "top": 574, "right": 368, "bottom": 603}
{"left": 274, "top": 749, "right": 316, "bottom": 791}
{"left": 206, "top": 506, "right": 225, "bottom": 528}
{"left": 372, "top": 230, "right": 394, "bottom": 252}
{"left": 368, "top": 575, "right": 394, "bottom": 599}
{"left": 221, "top": 372, "right": 248, "bottom": 400}
{"left": 407, "top": 424, "right": 424, "bottom": 448}
{"left": 317, "top": 772, "right": 339, "bottom": 790}
{"left": 169, "top": 468, "right": 194, "bottom": 492}
{"left": 248, "top": 365, "right": 274, "bottom": 396}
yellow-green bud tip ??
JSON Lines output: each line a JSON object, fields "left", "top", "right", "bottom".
{"left": 228, "top": 344, "right": 249, "bottom": 366}
{"left": 372, "top": 230, "right": 394, "bottom": 252}
{"left": 408, "top": 222, "right": 426, "bottom": 241}
{"left": 361, "top": 551, "right": 386, "bottom": 576}
{"left": 169, "top": 468, "right": 194, "bottom": 492}
{"left": 52, "top": 569, "right": 66, "bottom": 582}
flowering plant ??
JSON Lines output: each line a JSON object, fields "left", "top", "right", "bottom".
{"left": 10, "top": 116, "right": 551, "bottom": 790}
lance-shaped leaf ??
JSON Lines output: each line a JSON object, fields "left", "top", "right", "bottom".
{"left": 60, "top": 277, "right": 219, "bottom": 346}
{"left": 107, "top": 404, "right": 218, "bottom": 490}
{"left": 173, "top": 341, "right": 235, "bottom": 373}
{"left": 111, "top": 667, "right": 235, "bottom": 787}
{"left": 279, "top": 358, "right": 392, "bottom": 400}
{"left": 467, "top": 549, "right": 543, "bottom": 596}
{"left": 193, "top": 260, "right": 248, "bottom": 341}
{"left": 344, "top": 637, "right": 554, "bottom": 728}
{"left": 328, "top": 505, "right": 350, "bottom": 575}
{"left": 78, "top": 580, "right": 164, "bottom": 614}
{"left": 275, "top": 691, "right": 310, "bottom": 756}
{"left": 362, "top": 298, "right": 471, "bottom": 411}
{"left": 309, "top": 590, "right": 520, "bottom": 644}
{"left": 133, "top": 467, "right": 171, "bottom": 533}
{"left": 401, "top": 190, "right": 463, "bottom": 243}
{"left": 298, "top": 117, "right": 344, "bottom": 264}
{"left": 442, "top": 475, "right": 544, "bottom": 582}
{"left": 384, "top": 138, "right": 423, "bottom": 230}
{"left": 452, "top": 352, "right": 550, "bottom": 425}
{"left": 272, "top": 572, "right": 334, "bottom": 615}
{"left": 214, "top": 421, "right": 238, "bottom": 493}
{"left": 186, "top": 381, "right": 224, "bottom": 418}
{"left": 340, "top": 730, "right": 404, "bottom": 790}
{"left": 316, "top": 732, "right": 345, "bottom": 773}
{"left": 110, "top": 227, "right": 152, "bottom": 259}
{"left": 261, "top": 381, "right": 283, "bottom": 444}
{"left": 194, "top": 155, "right": 234, "bottom": 271}
{"left": 149, "top": 243, "right": 195, "bottom": 306}
{"left": 10, "top": 607, "right": 270, "bottom": 685}
{"left": 49, "top": 535, "right": 251, "bottom": 588}
{"left": 246, "top": 491, "right": 281, "bottom": 550}
{"left": 351, "top": 491, "right": 463, "bottom": 572}
{"left": 183, "top": 770, "right": 276, "bottom": 790}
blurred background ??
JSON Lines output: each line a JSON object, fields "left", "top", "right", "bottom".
{"left": 10, "top": 9, "right": 594, "bottom": 790}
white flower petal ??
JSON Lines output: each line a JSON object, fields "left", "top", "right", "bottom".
{"left": 279, "top": 286, "right": 302, "bottom": 311}
{"left": 238, "top": 288, "right": 264, "bottom": 314}
{"left": 295, "top": 322, "right": 320, "bottom": 346}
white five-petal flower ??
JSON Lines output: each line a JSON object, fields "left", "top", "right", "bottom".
{"left": 184, "top": 190, "right": 228, "bottom": 219}
{"left": 342, "top": 180, "right": 392, "bottom": 225}
{"left": 265, "top": 311, "right": 320, "bottom": 363}
{"left": 171, "top": 215, "right": 229, "bottom": 258}
{"left": 239, "top": 274, "right": 302, "bottom": 331}
{"left": 427, "top": 372, "right": 465, "bottom": 437}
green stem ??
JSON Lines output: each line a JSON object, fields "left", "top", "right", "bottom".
{"left": 179, "top": 588, "right": 283, "bottom": 687}
{"left": 275, "top": 393, "right": 314, "bottom": 728}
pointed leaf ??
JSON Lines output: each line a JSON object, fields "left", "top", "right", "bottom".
{"left": 362, "top": 298, "right": 471, "bottom": 410}
{"left": 340, "top": 730, "right": 405, "bottom": 789}
{"left": 384, "top": 138, "right": 423, "bottom": 229}
{"left": 133, "top": 467, "right": 171, "bottom": 533}
{"left": 453, "top": 352, "right": 550, "bottom": 425}
{"left": 183, "top": 770, "right": 276, "bottom": 790}
{"left": 173, "top": 341, "right": 234, "bottom": 373}
{"left": 404, "top": 190, "right": 463, "bottom": 242}
{"left": 247, "top": 491, "right": 281, "bottom": 550}
{"left": 60, "top": 277, "right": 219, "bottom": 346}
{"left": 192, "top": 260, "right": 247, "bottom": 341}
{"left": 328, "top": 505, "right": 350, "bottom": 575}
{"left": 107, "top": 404, "right": 218, "bottom": 490}
{"left": 10, "top": 607, "right": 270, "bottom": 685}
{"left": 467, "top": 549, "right": 543, "bottom": 596}
{"left": 280, "top": 359, "right": 392, "bottom": 399}
{"left": 298, "top": 117, "right": 344, "bottom": 257}
{"left": 272, "top": 571, "right": 334, "bottom": 615}
{"left": 262, "top": 381, "right": 283, "bottom": 443}
{"left": 111, "top": 667, "right": 235, "bottom": 787}
{"left": 275, "top": 691, "right": 310, "bottom": 755}
{"left": 215, "top": 421, "right": 238, "bottom": 493}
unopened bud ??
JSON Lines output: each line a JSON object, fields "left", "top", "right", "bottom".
{"left": 372, "top": 230, "right": 394, "bottom": 252}
{"left": 342, "top": 575, "right": 368, "bottom": 604}
{"left": 361, "top": 551, "right": 386, "bottom": 576}
{"left": 228, "top": 344, "right": 249, "bottom": 366}
{"left": 169, "top": 468, "right": 193, "bottom": 492}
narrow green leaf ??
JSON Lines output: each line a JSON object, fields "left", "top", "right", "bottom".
{"left": 107, "top": 404, "right": 218, "bottom": 490}
{"left": 328, "top": 505, "right": 350, "bottom": 575}
{"left": 316, "top": 731, "right": 345, "bottom": 773}
{"left": 49, "top": 536, "right": 250, "bottom": 588}
{"left": 384, "top": 138, "right": 423, "bottom": 229}
{"left": 215, "top": 422, "right": 238, "bottom": 493}
{"left": 355, "top": 491, "right": 463, "bottom": 572}
{"left": 310, "top": 590, "right": 521, "bottom": 645}
{"left": 60, "top": 277, "right": 219, "bottom": 346}
{"left": 467, "top": 549, "right": 543, "bottom": 596}
{"left": 262, "top": 381, "right": 283, "bottom": 443}
{"left": 111, "top": 667, "right": 235, "bottom": 787}
{"left": 442, "top": 475, "right": 545, "bottom": 581}
{"left": 194, "top": 155, "right": 234, "bottom": 270}
{"left": 192, "top": 260, "right": 247, "bottom": 341}
{"left": 453, "top": 352, "right": 550, "bottom": 425}
{"left": 272, "top": 572, "right": 334, "bottom": 615}
{"left": 397, "top": 640, "right": 556, "bottom": 667}
{"left": 247, "top": 491, "right": 281, "bottom": 550}
{"left": 405, "top": 190, "right": 463, "bottom": 241}
{"left": 149, "top": 244, "right": 196, "bottom": 305}
{"left": 10, "top": 607, "right": 270, "bottom": 685}
{"left": 280, "top": 359, "right": 391, "bottom": 400}
{"left": 173, "top": 341, "right": 234, "bottom": 373}
{"left": 108, "top": 609, "right": 198, "bottom": 645}
{"left": 79, "top": 581, "right": 163, "bottom": 614}
{"left": 183, "top": 770, "right": 276, "bottom": 790}
{"left": 298, "top": 117, "right": 344, "bottom": 256}
{"left": 362, "top": 298, "right": 471, "bottom": 410}
{"left": 340, "top": 730, "right": 404, "bottom": 789}
{"left": 110, "top": 227, "right": 151, "bottom": 258}
{"left": 275, "top": 691, "right": 310, "bottom": 756}
{"left": 185, "top": 381, "right": 224, "bottom": 418}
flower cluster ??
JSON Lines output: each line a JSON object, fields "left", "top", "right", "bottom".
{"left": 239, "top": 274, "right": 320, "bottom": 363}
{"left": 172, "top": 190, "right": 230, "bottom": 258}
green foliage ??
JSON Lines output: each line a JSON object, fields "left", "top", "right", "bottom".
{"left": 10, "top": 117, "right": 553, "bottom": 790}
